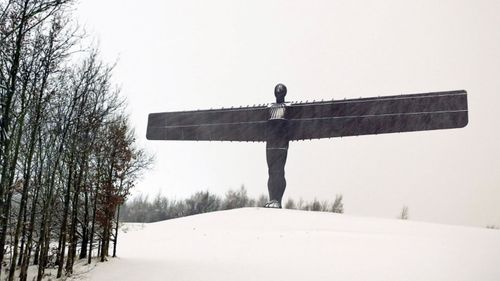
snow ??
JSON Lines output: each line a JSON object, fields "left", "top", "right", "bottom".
{"left": 77, "top": 208, "right": 500, "bottom": 281}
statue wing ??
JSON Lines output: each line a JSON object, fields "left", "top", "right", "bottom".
{"left": 287, "top": 90, "right": 468, "bottom": 141}
{"left": 147, "top": 106, "right": 269, "bottom": 142}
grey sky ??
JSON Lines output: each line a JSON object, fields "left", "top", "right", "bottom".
{"left": 77, "top": 0, "right": 500, "bottom": 227}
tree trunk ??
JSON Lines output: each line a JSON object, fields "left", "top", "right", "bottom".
{"left": 56, "top": 159, "right": 74, "bottom": 278}
{"left": 66, "top": 161, "right": 84, "bottom": 274}
{"left": 19, "top": 144, "right": 43, "bottom": 281}
{"left": 88, "top": 158, "right": 101, "bottom": 264}
{"left": 112, "top": 205, "right": 121, "bottom": 257}
{"left": 17, "top": 204, "right": 27, "bottom": 266}
{"left": 79, "top": 188, "right": 89, "bottom": 259}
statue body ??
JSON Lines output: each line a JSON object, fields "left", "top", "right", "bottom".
{"left": 266, "top": 102, "right": 290, "bottom": 207}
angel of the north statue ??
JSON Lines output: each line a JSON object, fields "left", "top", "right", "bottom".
{"left": 147, "top": 84, "right": 468, "bottom": 208}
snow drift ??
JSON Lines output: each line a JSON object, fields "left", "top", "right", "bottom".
{"left": 84, "top": 208, "right": 500, "bottom": 281}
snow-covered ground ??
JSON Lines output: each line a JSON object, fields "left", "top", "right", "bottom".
{"left": 76, "top": 208, "right": 500, "bottom": 281}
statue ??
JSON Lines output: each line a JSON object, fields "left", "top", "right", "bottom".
{"left": 147, "top": 84, "right": 468, "bottom": 208}
{"left": 265, "top": 84, "right": 290, "bottom": 208}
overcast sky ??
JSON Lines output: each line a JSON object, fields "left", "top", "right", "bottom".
{"left": 76, "top": 0, "right": 500, "bottom": 227}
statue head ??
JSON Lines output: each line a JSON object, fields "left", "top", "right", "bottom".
{"left": 274, "top": 83, "right": 287, "bottom": 103}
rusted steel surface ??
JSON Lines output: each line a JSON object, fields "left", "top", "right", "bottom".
{"left": 287, "top": 90, "right": 468, "bottom": 140}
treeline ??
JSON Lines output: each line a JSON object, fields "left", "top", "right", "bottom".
{"left": 121, "top": 186, "right": 344, "bottom": 223}
{"left": 0, "top": 1, "right": 150, "bottom": 280}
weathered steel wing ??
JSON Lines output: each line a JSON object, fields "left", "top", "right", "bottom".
{"left": 287, "top": 90, "right": 468, "bottom": 140}
{"left": 146, "top": 106, "right": 269, "bottom": 141}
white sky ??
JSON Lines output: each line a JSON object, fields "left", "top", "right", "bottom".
{"left": 76, "top": 0, "right": 500, "bottom": 227}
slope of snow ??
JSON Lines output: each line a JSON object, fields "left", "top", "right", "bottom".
{"left": 81, "top": 208, "right": 500, "bottom": 281}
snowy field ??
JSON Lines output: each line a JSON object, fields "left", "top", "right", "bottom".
{"left": 75, "top": 208, "right": 500, "bottom": 281}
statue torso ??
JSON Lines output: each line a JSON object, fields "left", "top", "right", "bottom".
{"left": 266, "top": 103, "right": 290, "bottom": 149}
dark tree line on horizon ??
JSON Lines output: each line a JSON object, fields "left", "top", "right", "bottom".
{"left": 0, "top": 1, "right": 151, "bottom": 280}
{"left": 121, "top": 186, "right": 345, "bottom": 223}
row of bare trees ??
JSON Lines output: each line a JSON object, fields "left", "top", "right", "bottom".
{"left": 121, "top": 186, "right": 344, "bottom": 223}
{"left": 0, "top": 0, "right": 151, "bottom": 280}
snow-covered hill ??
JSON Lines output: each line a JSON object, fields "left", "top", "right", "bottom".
{"left": 82, "top": 208, "right": 500, "bottom": 281}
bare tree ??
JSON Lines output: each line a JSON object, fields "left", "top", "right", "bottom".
{"left": 284, "top": 198, "right": 296, "bottom": 209}
{"left": 331, "top": 194, "right": 344, "bottom": 214}
{"left": 399, "top": 205, "right": 409, "bottom": 220}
